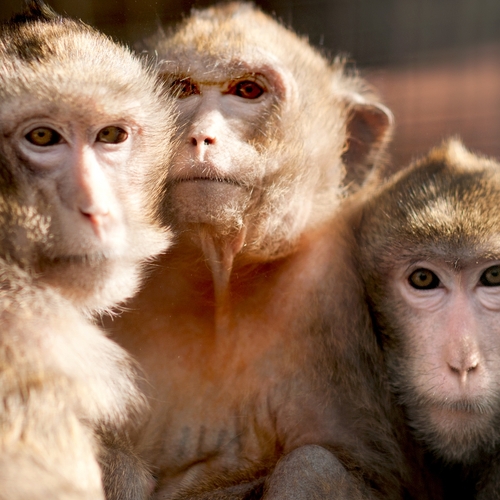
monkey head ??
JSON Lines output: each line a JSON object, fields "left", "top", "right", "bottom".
{"left": 145, "top": 2, "right": 392, "bottom": 264}
{"left": 0, "top": 1, "right": 174, "bottom": 315}
{"left": 357, "top": 139, "right": 500, "bottom": 464}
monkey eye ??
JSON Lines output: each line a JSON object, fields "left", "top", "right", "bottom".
{"left": 25, "top": 127, "right": 62, "bottom": 147}
{"left": 170, "top": 78, "right": 200, "bottom": 98}
{"left": 408, "top": 268, "right": 440, "bottom": 290}
{"left": 480, "top": 265, "right": 500, "bottom": 287}
{"left": 228, "top": 80, "right": 264, "bottom": 99}
{"left": 97, "top": 126, "right": 128, "bottom": 144}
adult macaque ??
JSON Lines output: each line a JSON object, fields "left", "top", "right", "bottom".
{"left": 356, "top": 139, "right": 500, "bottom": 499}
{"left": 104, "top": 3, "right": 404, "bottom": 498}
{"left": 0, "top": 1, "right": 174, "bottom": 498}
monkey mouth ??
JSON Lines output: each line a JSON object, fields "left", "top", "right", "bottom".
{"left": 427, "top": 397, "right": 494, "bottom": 416}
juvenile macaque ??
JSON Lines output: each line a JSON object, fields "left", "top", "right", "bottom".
{"left": 104, "top": 3, "right": 405, "bottom": 499}
{"left": 0, "top": 1, "right": 174, "bottom": 498}
{"left": 356, "top": 139, "right": 500, "bottom": 499}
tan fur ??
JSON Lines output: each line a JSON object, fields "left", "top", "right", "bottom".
{"left": 144, "top": 1, "right": 392, "bottom": 266}
{"left": 104, "top": 4, "right": 405, "bottom": 499}
{"left": 0, "top": 0, "right": 173, "bottom": 316}
{"left": 356, "top": 139, "right": 500, "bottom": 498}
{"left": 0, "top": 1, "right": 175, "bottom": 498}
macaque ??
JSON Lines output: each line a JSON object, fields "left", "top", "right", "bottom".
{"left": 0, "top": 1, "right": 174, "bottom": 498}
{"left": 103, "top": 3, "right": 406, "bottom": 499}
{"left": 356, "top": 139, "right": 500, "bottom": 499}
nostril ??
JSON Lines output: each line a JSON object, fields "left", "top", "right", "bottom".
{"left": 79, "top": 204, "right": 109, "bottom": 221}
{"left": 190, "top": 135, "right": 215, "bottom": 147}
{"left": 81, "top": 212, "right": 104, "bottom": 224}
{"left": 447, "top": 361, "right": 479, "bottom": 376}
{"left": 466, "top": 363, "right": 478, "bottom": 373}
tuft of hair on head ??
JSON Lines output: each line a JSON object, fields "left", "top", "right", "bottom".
{"left": 8, "top": 0, "right": 59, "bottom": 25}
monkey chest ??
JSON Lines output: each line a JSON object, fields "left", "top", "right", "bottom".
{"left": 148, "top": 371, "right": 286, "bottom": 496}
{"left": 143, "top": 317, "right": 329, "bottom": 496}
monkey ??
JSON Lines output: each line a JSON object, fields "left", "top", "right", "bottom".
{"left": 355, "top": 139, "right": 500, "bottom": 499}
{"left": 102, "top": 3, "right": 410, "bottom": 499}
{"left": 0, "top": 257, "right": 148, "bottom": 500}
{"left": 0, "top": 1, "right": 175, "bottom": 498}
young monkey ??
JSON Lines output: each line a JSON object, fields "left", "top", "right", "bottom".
{"left": 0, "top": 1, "right": 174, "bottom": 498}
{"left": 356, "top": 139, "right": 500, "bottom": 499}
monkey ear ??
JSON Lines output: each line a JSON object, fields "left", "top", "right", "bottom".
{"left": 342, "top": 101, "right": 393, "bottom": 190}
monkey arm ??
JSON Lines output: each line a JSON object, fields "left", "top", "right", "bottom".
{"left": 163, "top": 446, "right": 372, "bottom": 500}
{"left": 263, "top": 445, "right": 372, "bottom": 500}
{"left": 96, "top": 427, "right": 156, "bottom": 500}
{"left": 169, "top": 479, "right": 265, "bottom": 500}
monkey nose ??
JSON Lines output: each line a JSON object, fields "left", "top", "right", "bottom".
{"left": 447, "top": 359, "right": 479, "bottom": 383}
{"left": 79, "top": 209, "right": 110, "bottom": 239}
{"left": 190, "top": 133, "right": 216, "bottom": 147}
{"left": 80, "top": 209, "right": 109, "bottom": 222}
{"left": 189, "top": 133, "right": 216, "bottom": 161}
{"left": 78, "top": 194, "right": 110, "bottom": 221}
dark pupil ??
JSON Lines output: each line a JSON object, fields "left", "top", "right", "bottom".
{"left": 480, "top": 266, "right": 500, "bottom": 287}
{"left": 25, "top": 127, "right": 60, "bottom": 146}
{"left": 409, "top": 269, "right": 439, "bottom": 289}
{"left": 236, "top": 81, "right": 263, "bottom": 99}
{"left": 98, "top": 126, "right": 127, "bottom": 144}
{"left": 183, "top": 82, "right": 195, "bottom": 94}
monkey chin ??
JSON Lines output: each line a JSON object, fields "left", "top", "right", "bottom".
{"left": 166, "top": 180, "right": 253, "bottom": 236}
{"left": 35, "top": 254, "right": 143, "bottom": 317}
{"left": 407, "top": 398, "right": 500, "bottom": 464}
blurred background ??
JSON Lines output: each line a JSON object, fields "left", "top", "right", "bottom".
{"left": 2, "top": 0, "right": 500, "bottom": 169}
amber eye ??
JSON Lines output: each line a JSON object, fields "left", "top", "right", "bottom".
{"left": 408, "top": 268, "right": 440, "bottom": 290}
{"left": 97, "top": 126, "right": 128, "bottom": 144}
{"left": 170, "top": 78, "right": 200, "bottom": 98}
{"left": 480, "top": 265, "right": 500, "bottom": 287}
{"left": 229, "top": 80, "right": 264, "bottom": 99}
{"left": 25, "top": 127, "right": 61, "bottom": 146}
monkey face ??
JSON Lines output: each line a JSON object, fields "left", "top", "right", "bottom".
{"left": 146, "top": 3, "right": 368, "bottom": 263}
{"left": 164, "top": 75, "right": 272, "bottom": 227}
{"left": 144, "top": 1, "right": 392, "bottom": 277}
{"left": 160, "top": 60, "right": 292, "bottom": 242}
{"left": 0, "top": 18, "right": 174, "bottom": 314}
{"left": 359, "top": 140, "right": 500, "bottom": 464}
{"left": 12, "top": 108, "right": 135, "bottom": 254}
{"left": 0, "top": 97, "right": 166, "bottom": 314}
{"left": 382, "top": 259, "right": 500, "bottom": 463}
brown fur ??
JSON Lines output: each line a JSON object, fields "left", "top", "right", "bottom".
{"left": 356, "top": 139, "right": 500, "bottom": 499}
{"left": 0, "top": 1, "right": 174, "bottom": 498}
{"left": 103, "top": 3, "right": 406, "bottom": 499}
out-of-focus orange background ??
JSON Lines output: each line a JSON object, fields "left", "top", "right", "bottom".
{"left": 3, "top": 0, "right": 500, "bottom": 170}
